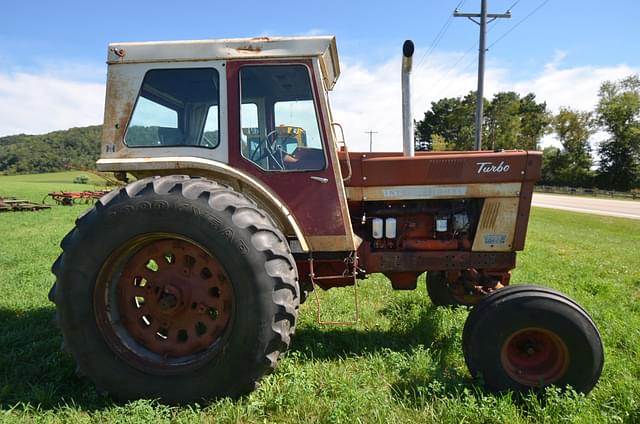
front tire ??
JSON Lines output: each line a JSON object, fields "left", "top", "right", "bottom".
{"left": 462, "top": 285, "right": 603, "bottom": 394}
{"left": 51, "top": 175, "right": 299, "bottom": 403}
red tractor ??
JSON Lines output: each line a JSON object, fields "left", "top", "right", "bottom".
{"left": 49, "top": 36, "right": 603, "bottom": 403}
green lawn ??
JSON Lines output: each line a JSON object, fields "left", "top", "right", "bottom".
{"left": 1, "top": 172, "right": 639, "bottom": 423}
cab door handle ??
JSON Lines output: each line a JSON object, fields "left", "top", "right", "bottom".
{"left": 310, "top": 176, "right": 329, "bottom": 184}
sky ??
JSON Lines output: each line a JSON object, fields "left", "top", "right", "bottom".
{"left": 1, "top": 0, "right": 639, "bottom": 152}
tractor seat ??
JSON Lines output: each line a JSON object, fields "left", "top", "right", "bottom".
{"left": 284, "top": 147, "right": 325, "bottom": 171}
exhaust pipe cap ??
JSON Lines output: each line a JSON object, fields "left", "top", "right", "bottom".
{"left": 402, "top": 40, "right": 415, "bottom": 58}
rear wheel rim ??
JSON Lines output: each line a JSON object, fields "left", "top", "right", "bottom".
{"left": 94, "top": 235, "right": 234, "bottom": 374}
{"left": 500, "top": 327, "right": 569, "bottom": 386}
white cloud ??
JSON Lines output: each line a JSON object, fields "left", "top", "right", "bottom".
{"left": 330, "top": 49, "right": 482, "bottom": 152}
{"left": 510, "top": 64, "right": 636, "bottom": 112}
{"left": 330, "top": 49, "right": 639, "bottom": 152}
{"left": 0, "top": 52, "right": 637, "bottom": 157}
{"left": 507, "top": 63, "right": 636, "bottom": 150}
{"left": 0, "top": 71, "right": 104, "bottom": 136}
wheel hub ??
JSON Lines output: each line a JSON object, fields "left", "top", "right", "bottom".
{"left": 500, "top": 327, "right": 569, "bottom": 386}
{"left": 157, "top": 287, "right": 179, "bottom": 311}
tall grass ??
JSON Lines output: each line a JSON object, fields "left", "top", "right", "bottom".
{"left": 1, "top": 173, "right": 638, "bottom": 423}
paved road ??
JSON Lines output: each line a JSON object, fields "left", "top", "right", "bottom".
{"left": 532, "top": 193, "right": 640, "bottom": 220}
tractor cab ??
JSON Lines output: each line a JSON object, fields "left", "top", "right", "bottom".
{"left": 99, "top": 37, "right": 355, "bottom": 253}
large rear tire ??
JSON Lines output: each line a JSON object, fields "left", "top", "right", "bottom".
{"left": 50, "top": 175, "right": 299, "bottom": 403}
{"left": 462, "top": 285, "right": 603, "bottom": 394}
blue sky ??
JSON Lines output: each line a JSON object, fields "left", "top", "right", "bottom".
{"left": 2, "top": 0, "right": 639, "bottom": 150}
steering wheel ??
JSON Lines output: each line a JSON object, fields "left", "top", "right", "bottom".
{"left": 201, "top": 133, "right": 216, "bottom": 148}
{"left": 250, "top": 129, "right": 285, "bottom": 170}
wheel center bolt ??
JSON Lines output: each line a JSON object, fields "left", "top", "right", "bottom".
{"left": 158, "top": 292, "right": 178, "bottom": 309}
{"left": 157, "top": 285, "right": 182, "bottom": 310}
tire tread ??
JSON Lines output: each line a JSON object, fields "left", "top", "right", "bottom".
{"left": 50, "top": 175, "right": 299, "bottom": 401}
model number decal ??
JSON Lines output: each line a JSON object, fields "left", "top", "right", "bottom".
{"left": 484, "top": 234, "right": 507, "bottom": 245}
{"left": 383, "top": 186, "right": 467, "bottom": 199}
{"left": 476, "top": 161, "right": 510, "bottom": 174}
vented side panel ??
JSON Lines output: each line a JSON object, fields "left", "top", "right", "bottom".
{"left": 426, "top": 159, "right": 464, "bottom": 178}
{"left": 472, "top": 197, "right": 520, "bottom": 252}
{"left": 478, "top": 201, "right": 500, "bottom": 230}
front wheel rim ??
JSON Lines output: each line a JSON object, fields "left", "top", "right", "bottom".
{"left": 500, "top": 327, "right": 570, "bottom": 387}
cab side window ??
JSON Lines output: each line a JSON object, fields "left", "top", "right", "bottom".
{"left": 125, "top": 68, "right": 220, "bottom": 149}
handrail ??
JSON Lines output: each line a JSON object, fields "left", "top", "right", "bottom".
{"left": 331, "top": 122, "right": 352, "bottom": 182}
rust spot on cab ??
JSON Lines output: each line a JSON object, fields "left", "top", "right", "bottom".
{"left": 236, "top": 45, "right": 262, "bottom": 53}
{"left": 103, "top": 70, "right": 135, "bottom": 155}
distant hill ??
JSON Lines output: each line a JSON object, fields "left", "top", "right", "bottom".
{"left": 0, "top": 125, "right": 102, "bottom": 175}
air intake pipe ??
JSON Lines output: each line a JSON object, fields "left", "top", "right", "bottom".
{"left": 402, "top": 40, "right": 415, "bottom": 157}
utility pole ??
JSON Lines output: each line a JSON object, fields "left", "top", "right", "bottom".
{"left": 364, "top": 130, "right": 378, "bottom": 152}
{"left": 454, "top": 0, "right": 510, "bottom": 150}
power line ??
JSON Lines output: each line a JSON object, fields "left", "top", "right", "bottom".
{"left": 453, "top": 0, "right": 512, "bottom": 150}
{"left": 375, "top": 1, "right": 470, "bottom": 139}
{"left": 488, "top": 0, "right": 550, "bottom": 50}
{"left": 432, "top": 48, "right": 480, "bottom": 99}
{"left": 430, "top": 42, "right": 478, "bottom": 96}
{"left": 429, "top": 17, "right": 501, "bottom": 101}
{"left": 415, "top": 19, "right": 454, "bottom": 70}
{"left": 506, "top": 0, "right": 521, "bottom": 12}
{"left": 415, "top": 0, "right": 466, "bottom": 70}
{"left": 378, "top": 0, "right": 526, "bottom": 142}
{"left": 427, "top": 6, "right": 508, "bottom": 100}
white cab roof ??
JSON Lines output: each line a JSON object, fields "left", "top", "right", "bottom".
{"left": 107, "top": 36, "right": 341, "bottom": 90}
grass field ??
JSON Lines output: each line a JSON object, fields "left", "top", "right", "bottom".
{"left": 1, "top": 172, "right": 639, "bottom": 423}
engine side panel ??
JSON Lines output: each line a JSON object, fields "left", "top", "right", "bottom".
{"left": 336, "top": 150, "right": 541, "bottom": 280}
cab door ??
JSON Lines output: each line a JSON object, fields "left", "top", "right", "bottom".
{"left": 226, "top": 60, "right": 354, "bottom": 252}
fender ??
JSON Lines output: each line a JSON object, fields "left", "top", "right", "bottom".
{"left": 97, "top": 156, "right": 310, "bottom": 252}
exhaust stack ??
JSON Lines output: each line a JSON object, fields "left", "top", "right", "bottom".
{"left": 402, "top": 40, "right": 415, "bottom": 157}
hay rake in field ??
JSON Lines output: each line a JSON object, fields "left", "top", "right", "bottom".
{"left": 46, "top": 190, "right": 111, "bottom": 206}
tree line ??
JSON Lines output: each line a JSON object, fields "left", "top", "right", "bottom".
{"left": 415, "top": 75, "right": 640, "bottom": 191}
{"left": 0, "top": 125, "right": 101, "bottom": 175}
{"left": 1, "top": 75, "right": 638, "bottom": 191}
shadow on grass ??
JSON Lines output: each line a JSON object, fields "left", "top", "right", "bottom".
{"left": 0, "top": 300, "right": 476, "bottom": 410}
{"left": 0, "top": 307, "right": 112, "bottom": 411}
{"left": 291, "top": 300, "right": 476, "bottom": 403}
